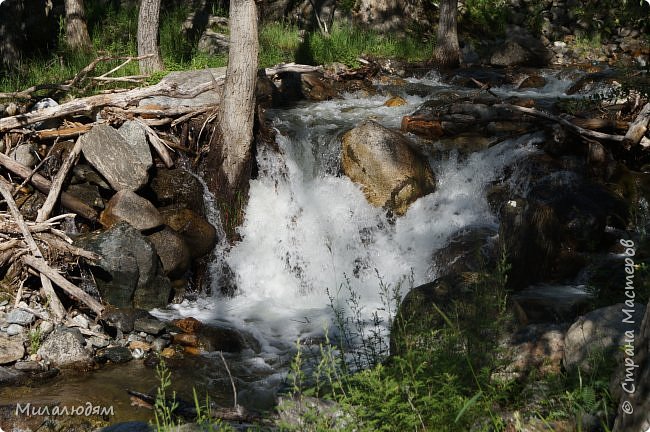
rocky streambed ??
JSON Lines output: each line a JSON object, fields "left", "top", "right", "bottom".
{"left": 0, "top": 63, "right": 649, "bottom": 431}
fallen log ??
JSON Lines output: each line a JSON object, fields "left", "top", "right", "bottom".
{"left": 0, "top": 152, "right": 98, "bottom": 221}
{"left": 22, "top": 254, "right": 104, "bottom": 316}
{"left": 622, "top": 102, "right": 650, "bottom": 150}
{"left": 494, "top": 103, "right": 626, "bottom": 142}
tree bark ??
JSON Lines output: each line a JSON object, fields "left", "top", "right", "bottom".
{"left": 206, "top": 0, "right": 259, "bottom": 197}
{"left": 64, "top": 0, "right": 92, "bottom": 51}
{"left": 137, "top": 0, "right": 164, "bottom": 74}
{"left": 433, "top": 0, "right": 460, "bottom": 69}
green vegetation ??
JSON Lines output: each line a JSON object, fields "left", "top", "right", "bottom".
{"left": 281, "top": 251, "right": 616, "bottom": 431}
{"left": 0, "top": 5, "right": 433, "bottom": 95}
{"left": 28, "top": 327, "right": 42, "bottom": 356}
{"left": 461, "top": 0, "right": 510, "bottom": 36}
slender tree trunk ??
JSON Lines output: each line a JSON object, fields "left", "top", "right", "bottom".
{"left": 433, "top": 0, "right": 460, "bottom": 69}
{"left": 210, "top": 0, "right": 259, "bottom": 192}
{"left": 137, "top": 0, "right": 164, "bottom": 74}
{"left": 64, "top": 0, "right": 92, "bottom": 51}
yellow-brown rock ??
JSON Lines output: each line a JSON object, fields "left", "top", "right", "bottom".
{"left": 384, "top": 96, "right": 407, "bottom": 107}
{"left": 341, "top": 120, "right": 436, "bottom": 215}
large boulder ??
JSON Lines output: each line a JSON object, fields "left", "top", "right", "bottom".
{"left": 433, "top": 226, "right": 498, "bottom": 278}
{"left": 149, "top": 168, "right": 206, "bottom": 212}
{"left": 147, "top": 226, "right": 192, "bottom": 278}
{"left": 100, "top": 190, "right": 164, "bottom": 231}
{"left": 75, "top": 222, "right": 171, "bottom": 309}
{"left": 563, "top": 303, "right": 646, "bottom": 371}
{"left": 80, "top": 124, "right": 152, "bottom": 191}
{"left": 37, "top": 327, "right": 94, "bottom": 369}
{"left": 341, "top": 120, "right": 435, "bottom": 215}
{"left": 160, "top": 207, "right": 217, "bottom": 259}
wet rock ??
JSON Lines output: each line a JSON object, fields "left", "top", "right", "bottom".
{"left": 301, "top": 72, "right": 338, "bottom": 101}
{"left": 400, "top": 114, "right": 444, "bottom": 139}
{"left": 37, "top": 327, "right": 93, "bottom": 369}
{"left": 80, "top": 124, "right": 152, "bottom": 191}
{"left": 98, "top": 346, "right": 133, "bottom": 364}
{"left": 384, "top": 95, "right": 407, "bottom": 107}
{"left": 151, "top": 338, "right": 169, "bottom": 352}
{"left": 76, "top": 222, "right": 171, "bottom": 309}
{"left": 14, "top": 360, "right": 43, "bottom": 372}
{"left": 100, "top": 190, "right": 164, "bottom": 231}
{"left": 564, "top": 303, "right": 646, "bottom": 371}
{"left": 6, "top": 309, "right": 34, "bottom": 326}
{"left": 518, "top": 74, "right": 547, "bottom": 89}
{"left": 195, "top": 324, "right": 260, "bottom": 353}
{"left": 133, "top": 317, "right": 166, "bottom": 336}
{"left": 128, "top": 340, "right": 151, "bottom": 352}
{"left": 147, "top": 226, "right": 191, "bottom": 278}
{"left": 341, "top": 120, "right": 436, "bottom": 215}
{"left": 0, "top": 366, "right": 25, "bottom": 386}
{"left": 160, "top": 208, "right": 217, "bottom": 259}
{"left": 512, "top": 285, "right": 592, "bottom": 324}
{"left": 0, "top": 333, "right": 26, "bottom": 364}
{"left": 433, "top": 226, "right": 498, "bottom": 278}
{"left": 150, "top": 168, "right": 205, "bottom": 212}
{"left": 65, "top": 182, "right": 105, "bottom": 209}
{"left": 173, "top": 317, "right": 202, "bottom": 334}
{"left": 101, "top": 308, "right": 155, "bottom": 333}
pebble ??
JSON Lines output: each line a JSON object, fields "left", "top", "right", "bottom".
{"left": 7, "top": 309, "right": 35, "bottom": 326}
{"left": 88, "top": 336, "right": 110, "bottom": 348}
{"left": 39, "top": 321, "right": 55, "bottom": 336}
{"left": 151, "top": 338, "right": 169, "bottom": 352}
{"left": 14, "top": 361, "right": 42, "bottom": 372}
{"left": 6, "top": 324, "right": 25, "bottom": 336}
{"left": 70, "top": 314, "right": 90, "bottom": 329}
{"left": 133, "top": 317, "right": 166, "bottom": 335}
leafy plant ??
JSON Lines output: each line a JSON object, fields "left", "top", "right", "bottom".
{"left": 28, "top": 327, "right": 42, "bottom": 355}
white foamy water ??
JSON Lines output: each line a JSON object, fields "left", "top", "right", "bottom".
{"left": 153, "top": 90, "right": 543, "bottom": 368}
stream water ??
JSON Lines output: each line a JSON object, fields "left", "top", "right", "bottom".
{"left": 0, "top": 68, "right": 586, "bottom": 422}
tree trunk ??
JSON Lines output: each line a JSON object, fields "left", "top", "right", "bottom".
{"left": 137, "top": 0, "right": 164, "bottom": 74}
{"left": 64, "top": 0, "right": 92, "bottom": 51}
{"left": 206, "top": 0, "right": 259, "bottom": 194}
{"left": 433, "top": 0, "right": 460, "bottom": 69}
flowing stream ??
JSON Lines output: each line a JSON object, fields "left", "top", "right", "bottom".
{"left": 1, "top": 68, "right": 583, "bottom": 421}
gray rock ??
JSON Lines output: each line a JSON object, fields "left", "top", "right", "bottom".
{"left": 80, "top": 124, "right": 152, "bottom": 191}
{"left": 147, "top": 226, "right": 191, "bottom": 278}
{"left": 100, "top": 190, "right": 164, "bottom": 231}
{"left": 98, "top": 346, "right": 133, "bottom": 364}
{"left": 341, "top": 120, "right": 436, "bottom": 216}
{"left": 39, "top": 320, "right": 54, "bottom": 336}
{"left": 133, "top": 317, "right": 166, "bottom": 335}
{"left": 8, "top": 309, "right": 34, "bottom": 326}
{"left": 88, "top": 336, "right": 110, "bottom": 348}
{"left": 151, "top": 337, "right": 169, "bottom": 352}
{"left": 101, "top": 308, "right": 153, "bottom": 333}
{"left": 75, "top": 222, "right": 172, "bottom": 309}
{"left": 14, "top": 360, "right": 43, "bottom": 372}
{"left": 0, "top": 366, "right": 25, "bottom": 386}
{"left": 0, "top": 333, "right": 26, "bottom": 364}
{"left": 69, "top": 313, "right": 91, "bottom": 329}
{"left": 72, "top": 164, "right": 112, "bottom": 190}
{"left": 118, "top": 121, "right": 152, "bottom": 170}
{"left": 564, "top": 303, "right": 646, "bottom": 371}
{"left": 65, "top": 182, "right": 105, "bottom": 209}
{"left": 37, "top": 327, "right": 93, "bottom": 369}
{"left": 10, "top": 143, "right": 37, "bottom": 168}
{"left": 150, "top": 168, "right": 206, "bottom": 212}
{"left": 197, "top": 30, "right": 229, "bottom": 55}
{"left": 6, "top": 323, "right": 25, "bottom": 336}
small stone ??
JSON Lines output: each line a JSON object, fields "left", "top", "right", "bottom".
{"left": 99, "top": 346, "right": 133, "bottom": 364}
{"left": 70, "top": 313, "right": 91, "bottom": 329}
{"left": 10, "top": 144, "right": 38, "bottom": 168}
{"left": 134, "top": 317, "right": 166, "bottom": 335}
{"left": 37, "top": 327, "right": 93, "bottom": 369}
{"left": 160, "top": 347, "right": 177, "bottom": 358}
{"left": 7, "top": 309, "right": 35, "bottom": 326}
{"left": 132, "top": 348, "right": 145, "bottom": 359}
{"left": 5, "top": 102, "right": 18, "bottom": 116}
{"left": 39, "top": 320, "right": 55, "bottom": 336}
{"left": 0, "top": 300, "right": 8, "bottom": 307}
{"left": 129, "top": 340, "right": 151, "bottom": 352}
{"left": 172, "top": 333, "right": 199, "bottom": 347}
{"left": 0, "top": 334, "right": 26, "bottom": 364}
{"left": 100, "top": 190, "right": 164, "bottom": 231}
{"left": 151, "top": 338, "right": 169, "bottom": 352}
{"left": 6, "top": 324, "right": 25, "bottom": 336}
{"left": 89, "top": 336, "right": 110, "bottom": 348}
{"left": 172, "top": 317, "right": 202, "bottom": 334}
{"left": 383, "top": 95, "right": 407, "bottom": 107}
{"left": 0, "top": 366, "right": 25, "bottom": 386}
{"left": 14, "top": 360, "right": 42, "bottom": 372}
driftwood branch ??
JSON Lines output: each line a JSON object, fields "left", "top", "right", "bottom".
{"left": 494, "top": 103, "right": 626, "bottom": 142}
{"left": 22, "top": 254, "right": 104, "bottom": 316}
{"left": 135, "top": 119, "right": 175, "bottom": 168}
{"left": 0, "top": 177, "right": 67, "bottom": 321}
{"left": 0, "top": 152, "right": 98, "bottom": 221}
{"left": 622, "top": 102, "right": 650, "bottom": 149}
{"left": 36, "top": 137, "right": 84, "bottom": 222}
